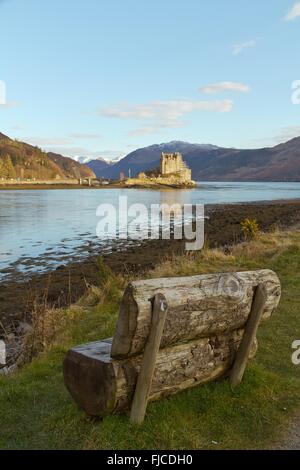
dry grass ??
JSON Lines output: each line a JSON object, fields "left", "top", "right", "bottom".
{"left": 150, "top": 229, "right": 300, "bottom": 279}
{"left": 21, "top": 305, "right": 83, "bottom": 364}
{"left": 21, "top": 258, "right": 124, "bottom": 364}
{"left": 232, "top": 229, "right": 300, "bottom": 260}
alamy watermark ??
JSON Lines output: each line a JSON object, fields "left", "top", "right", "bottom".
{"left": 96, "top": 196, "right": 205, "bottom": 251}
{"left": 0, "top": 80, "right": 6, "bottom": 105}
{"left": 0, "top": 340, "right": 6, "bottom": 365}
{"left": 291, "top": 80, "right": 300, "bottom": 105}
{"left": 292, "top": 340, "right": 300, "bottom": 365}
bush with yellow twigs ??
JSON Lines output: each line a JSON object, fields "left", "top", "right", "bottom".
{"left": 241, "top": 218, "right": 260, "bottom": 240}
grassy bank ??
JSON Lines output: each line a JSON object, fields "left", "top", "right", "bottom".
{"left": 0, "top": 230, "right": 300, "bottom": 449}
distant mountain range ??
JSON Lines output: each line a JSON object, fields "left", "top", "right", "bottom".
{"left": 1, "top": 132, "right": 300, "bottom": 182}
{"left": 86, "top": 157, "right": 113, "bottom": 176}
{"left": 0, "top": 132, "right": 95, "bottom": 179}
{"left": 87, "top": 138, "right": 300, "bottom": 182}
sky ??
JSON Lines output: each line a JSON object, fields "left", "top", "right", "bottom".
{"left": 0, "top": 0, "right": 300, "bottom": 161}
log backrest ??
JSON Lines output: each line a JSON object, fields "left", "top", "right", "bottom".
{"left": 111, "top": 269, "right": 281, "bottom": 358}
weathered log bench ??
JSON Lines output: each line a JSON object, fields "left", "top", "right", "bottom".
{"left": 63, "top": 269, "right": 281, "bottom": 423}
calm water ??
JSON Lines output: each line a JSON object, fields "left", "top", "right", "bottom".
{"left": 1, "top": 182, "right": 300, "bottom": 281}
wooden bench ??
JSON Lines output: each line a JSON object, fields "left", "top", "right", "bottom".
{"left": 63, "top": 269, "right": 281, "bottom": 423}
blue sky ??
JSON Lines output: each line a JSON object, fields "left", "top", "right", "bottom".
{"left": 0, "top": 0, "right": 300, "bottom": 160}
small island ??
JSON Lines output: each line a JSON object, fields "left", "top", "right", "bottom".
{"left": 124, "top": 152, "right": 196, "bottom": 188}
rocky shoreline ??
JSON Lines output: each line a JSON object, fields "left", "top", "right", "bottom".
{"left": 1, "top": 200, "right": 300, "bottom": 370}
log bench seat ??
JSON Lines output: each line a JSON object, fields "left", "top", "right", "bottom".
{"left": 63, "top": 269, "right": 281, "bottom": 423}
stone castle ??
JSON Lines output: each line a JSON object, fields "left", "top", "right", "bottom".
{"left": 126, "top": 151, "right": 194, "bottom": 187}
{"left": 160, "top": 152, "right": 192, "bottom": 183}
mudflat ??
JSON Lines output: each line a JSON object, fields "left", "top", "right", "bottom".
{"left": 1, "top": 200, "right": 300, "bottom": 330}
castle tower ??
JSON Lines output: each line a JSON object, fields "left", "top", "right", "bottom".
{"left": 160, "top": 152, "right": 192, "bottom": 182}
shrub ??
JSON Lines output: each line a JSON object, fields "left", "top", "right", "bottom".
{"left": 241, "top": 218, "right": 260, "bottom": 240}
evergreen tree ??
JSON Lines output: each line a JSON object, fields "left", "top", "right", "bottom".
{"left": 0, "top": 154, "right": 16, "bottom": 179}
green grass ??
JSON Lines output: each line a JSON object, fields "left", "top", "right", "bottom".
{"left": 0, "top": 231, "right": 300, "bottom": 449}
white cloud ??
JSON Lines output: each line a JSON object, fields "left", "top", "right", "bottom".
{"left": 25, "top": 137, "right": 73, "bottom": 146}
{"left": 232, "top": 40, "right": 256, "bottom": 55}
{"left": 20, "top": 133, "right": 101, "bottom": 149}
{"left": 68, "top": 133, "right": 101, "bottom": 139}
{"left": 43, "top": 146, "right": 90, "bottom": 155}
{"left": 128, "top": 127, "right": 158, "bottom": 137}
{"left": 255, "top": 126, "right": 300, "bottom": 147}
{"left": 98, "top": 99, "right": 233, "bottom": 131}
{"left": 273, "top": 126, "right": 300, "bottom": 143}
{"left": 199, "top": 81, "right": 250, "bottom": 94}
{"left": 14, "top": 134, "right": 121, "bottom": 161}
{"left": 35, "top": 145, "right": 124, "bottom": 161}
{"left": 11, "top": 124, "right": 25, "bottom": 131}
{"left": 285, "top": 2, "right": 300, "bottom": 21}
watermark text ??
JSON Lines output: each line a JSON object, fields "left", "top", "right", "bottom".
{"left": 0, "top": 80, "right": 6, "bottom": 105}
{"left": 292, "top": 339, "right": 300, "bottom": 365}
{"left": 96, "top": 196, "right": 205, "bottom": 251}
{"left": 291, "top": 80, "right": 300, "bottom": 105}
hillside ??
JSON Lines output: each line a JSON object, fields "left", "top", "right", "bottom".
{"left": 87, "top": 138, "right": 300, "bottom": 182}
{"left": 86, "top": 157, "right": 111, "bottom": 176}
{"left": 0, "top": 133, "right": 95, "bottom": 180}
{"left": 47, "top": 152, "right": 95, "bottom": 179}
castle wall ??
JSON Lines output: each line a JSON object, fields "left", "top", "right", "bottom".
{"left": 160, "top": 152, "right": 192, "bottom": 182}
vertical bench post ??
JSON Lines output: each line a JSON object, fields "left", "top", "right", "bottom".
{"left": 230, "top": 284, "right": 267, "bottom": 387}
{"left": 130, "top": 293, "right": 168, "bottom": 424}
